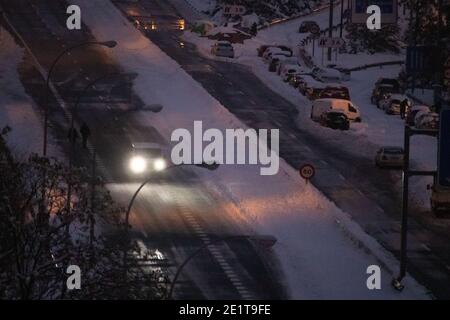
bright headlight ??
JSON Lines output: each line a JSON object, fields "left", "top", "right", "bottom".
{"left": 153, "top": 158, "right": 167, "bottom": 172}
{"left": 129, "top": 156, "right": 147, "bottom": 174}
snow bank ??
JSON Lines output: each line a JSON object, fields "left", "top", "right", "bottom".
{"left": 71, "top": 0, "right": 430, "bottom": 299}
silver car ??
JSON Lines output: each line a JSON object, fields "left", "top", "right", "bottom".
{"left": 211, "top": 41, "right": 234, "bottom": 58}
{"left": 375, "top": 146, "right": 405, "bottom": 168}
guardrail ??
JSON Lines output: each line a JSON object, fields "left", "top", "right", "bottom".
{"left": 347, "top": 60, "right": 405, "bottom": 72}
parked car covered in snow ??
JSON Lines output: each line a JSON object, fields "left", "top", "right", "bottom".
{"left": 257, "top": 44, "right": 293, "bottom": 57}
{"left": 415, "top": 112, "right": 439, "bottom": 130}
{"left": 298, "top": 75, "right": 324, "bottom": 96}
{"left": 406, "top": 105, "right": 430, "bottom": 126}
{"left": 311, "top": 67, "right": 342, "bottom": 83}
{"left": 375, "top": 146, "right": 405, "bottom": 168}
{"left": 211, "top": 41, "right": 235, "bottom": 58}
{"left": 281, "top": 65, "right": 309, "bottom": 82}
{"left": 277, "top": 58, "right": 300, "bottom": 75}
{"left": 263, "top": 47, "right": 292, "bottom": 62}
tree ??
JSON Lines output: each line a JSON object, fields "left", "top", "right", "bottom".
{"left": 0, "top": 128, "right": 167, "bottom": 299}
{"left": 345, "top": 23, "right": 401, "bottom": 54}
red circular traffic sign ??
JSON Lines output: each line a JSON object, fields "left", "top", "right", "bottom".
{"left": 310, "top": 24, "right": 320, "bottom": 35}
{"left": 299, "top": 164, "right": 315, "bottom": 180}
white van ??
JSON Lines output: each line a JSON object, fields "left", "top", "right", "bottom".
{"left": 311, "top": 99, "right": 361, "bottom": 122}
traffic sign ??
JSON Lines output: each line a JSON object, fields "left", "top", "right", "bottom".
{"left": 299, "top": 164, "right": 315, "bottom": 182}
{"left": 438, "top": 109, "right": 450, "bottom": 187}
{"left": 318, "top": 37, "right": 345, "bottom": 49}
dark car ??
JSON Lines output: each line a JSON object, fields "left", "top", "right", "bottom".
{"left": 319, "top": 111, "right": 350, "bottom": 130}
{"left": 269, "top": 57, "right": 282, "bottom": 72}
{"left": 376, "top": 78, "right": 400, "bottom": 89}
{"left": 319, "top": 86, "right": 351, "bottom": 100}
{"left": 289, "top": 75, "right": 305, "bottom": 88}
{"left": 306, "top": 87, "right": 324, "bottom": 100}
{"left": 371, "top": 85, "right": 400, "bottom": 107}
{"left": 298, "top": 21, "right": 318, "bottom": 33}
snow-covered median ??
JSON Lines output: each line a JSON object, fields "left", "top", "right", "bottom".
{"left": 71, "top": 0, "right": 430, "bottom": 299}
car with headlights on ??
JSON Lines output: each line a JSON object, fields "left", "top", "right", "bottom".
{"left": 129, "top": 142, "right": 167, "bottom": 175}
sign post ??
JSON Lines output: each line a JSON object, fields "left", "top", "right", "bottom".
{"left": 444, "top": 57, "right": 450, "bottom": 92}
{"left": 438, "top": 109, "right": 450, "bottom": 187}
{"left": 299, "top": 164, "right": 316, "bottom": 184}
{"left": 310, "top": 25, "right": 320, "bottom": 57}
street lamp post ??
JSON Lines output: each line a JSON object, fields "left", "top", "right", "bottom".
{"left": 42, "top": 40, "right": 117, "bottom": 156}
{"left": 66, "top": 72, "right": 120, "bottom": 247}
{"left": 122, "top": 162, "right": 219, "bottom": 295}
{"left": 327, "top": 0, "right": 334, "bottom": 61}
{"left": 66, "top": 72, "right": 163, "bottom": 245}
{"left": 166, "top": 234, "right": 277, "bottom": 299}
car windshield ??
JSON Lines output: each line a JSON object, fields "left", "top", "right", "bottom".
{"left": 384, "top": 148, "right": 403, "bottom": 154}
{"left": 391, "top": 99, "right": 401, "bottom": 105}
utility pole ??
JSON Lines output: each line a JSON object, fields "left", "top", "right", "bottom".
{"left": 328, "top": 0, "right": 334, "bottom": 61}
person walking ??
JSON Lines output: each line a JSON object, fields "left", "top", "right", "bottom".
{"left": 400, "top": 98, "right": 409, "bottom": 120}
{"left": 80, "top": 122, "right": 91, "bottom": 149}
{"left": 67, "top": 127, "right": 79, "bottom": 145}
